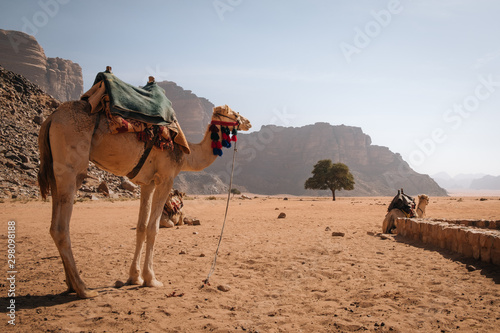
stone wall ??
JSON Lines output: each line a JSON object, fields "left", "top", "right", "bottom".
{"left": 395, "top": 218, "right": 500, "bottom": 265}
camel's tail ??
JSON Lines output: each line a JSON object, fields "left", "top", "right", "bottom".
{"left": 38, "top": 115, "right": 54, "bottom": 200}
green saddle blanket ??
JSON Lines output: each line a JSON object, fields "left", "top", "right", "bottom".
{"left": 92, "top": 72, "right": 176, "bottom": 126}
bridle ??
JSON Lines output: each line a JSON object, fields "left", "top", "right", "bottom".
{"left": 209, "top": 113, "right": 240, "bottom": 156}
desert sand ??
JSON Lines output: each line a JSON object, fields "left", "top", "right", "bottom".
{"left": 1, "top": 195, "right": 499, "bottom": 332}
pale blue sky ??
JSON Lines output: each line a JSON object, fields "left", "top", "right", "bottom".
{"left": 1, "top": 0, "right": 499, "bottom": 177}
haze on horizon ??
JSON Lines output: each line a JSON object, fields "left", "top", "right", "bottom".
{"left": 1, "top": 0, "right": 499, "bottom": 178}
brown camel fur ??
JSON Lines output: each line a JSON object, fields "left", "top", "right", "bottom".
{"left": 382, "top": 194, "right": 429, "bottom": 234}
{"left": 38, "top": 102, "right": 250, "bottom": 298}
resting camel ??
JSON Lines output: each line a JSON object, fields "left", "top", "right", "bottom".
{"left": 160, "top": 189, "right": 186, "bottom": 228}
{"left": 382, "top": 194, "right": 429, "bottom": 234}
{"left": 38, "top": 100, "right": 251, "bottom": 298}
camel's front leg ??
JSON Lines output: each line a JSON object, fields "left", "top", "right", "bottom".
{"left": 142, "top": 177, "right": 173, "bottom": 287}
{"left": 128, "top": 182, "right": 155, "bottom": 285}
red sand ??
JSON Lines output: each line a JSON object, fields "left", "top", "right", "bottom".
{"left": 1, "top": 196, "right": 499, "bottom": 332}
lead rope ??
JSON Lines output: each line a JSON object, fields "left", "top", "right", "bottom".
{"left": 203, "top": 140, "right": 237, "bottom": 286}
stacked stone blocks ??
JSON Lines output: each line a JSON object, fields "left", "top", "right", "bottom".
{"left": 395, "top": 218, "right": 500, "bottom": 265}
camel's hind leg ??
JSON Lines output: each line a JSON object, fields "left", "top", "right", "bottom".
{"left": 47, "top": 102, "right": 98, "bottom": 298}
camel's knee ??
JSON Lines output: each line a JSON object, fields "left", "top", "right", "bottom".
{"left": 146, "top": 227, "right": 159, "bottom": 239}
{"left": 50, "top": 227, "right": 70, "bottom": 247}
{"left": 136, "top": 223, "right": 147, "bottom": 234}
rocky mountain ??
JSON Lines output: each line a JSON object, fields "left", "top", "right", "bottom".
{"left": 157, "top": 80, "right": 213, "bottom": 142}
{"left": 206, "top": 123, "right": 447, "bottom": 197}
{"left": 0, "top": 66, "right": 140, "bottom": 199}
{"left": 0, "top": 29, "right": 83, "bottom": 101}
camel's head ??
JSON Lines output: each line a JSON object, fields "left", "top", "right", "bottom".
{"left": 212, "top": 105, "right": 252, "bottom": 131}
{"left": 418, "top": 194, "right": 429, "bottom": 206}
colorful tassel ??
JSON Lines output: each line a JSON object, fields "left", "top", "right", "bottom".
{"left": 231, "top": 127, "right": 238, "bottom": 142}
{"left": 209, "top": 124, "right": 219, "bottom": 132}
{"left": 210, "top": 122, "right": 238, "bottom": 156}
{"left": 210, "top": 132, "right": 219, "bottom": 141}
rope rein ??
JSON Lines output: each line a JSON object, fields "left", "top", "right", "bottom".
{"left": 203, "top": 140, "right": 238, "bottom": 286}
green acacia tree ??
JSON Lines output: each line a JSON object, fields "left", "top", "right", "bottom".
{"left": 304, "top": 160, "right": 355, "bottom": 201}
{"left": 230, "top": 188, "right": 241, "bottom": 198}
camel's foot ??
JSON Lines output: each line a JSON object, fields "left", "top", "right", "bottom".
{"left": 77, "top": 289, "right": 99, "bottom": 299}
{"left": 127, "top": 276, "right": 144, "bottom": 285}
{"left": 160, "top": 219, "right": 174, "bottom": 228}
{"left": 143, "top": 278, "right": 164, "bottom": 288}
{"left": 61, "top": 286, "right": 76, "bottom": 295}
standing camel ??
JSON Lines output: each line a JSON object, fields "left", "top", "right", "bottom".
{"left": 382, "top": 194, "right": 429, "bottom": 234}
{"left": 38, "top": 100, "right": 251, "bottom": 298}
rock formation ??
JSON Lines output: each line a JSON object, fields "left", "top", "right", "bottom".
{"left": 0, "top": 66, "right": 134, "bottom": 199}
{"left": 157, "top": 80, "right": 212, "bottom": 142}
{"left": 0, "top": 65, "right": 60, "bottom": 198}
{"left": 0, "top": 29, "right": 83, "bottom": 101}
{"left": 207, "top": 123, "right": 447, "bottom": 196}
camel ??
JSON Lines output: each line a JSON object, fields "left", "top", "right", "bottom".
{"left": 38, "top": 100, "right": 251, "bottom": 298}
{"left": 160, "top": 189, "right": 186, "bottom": 228}
{"left": 382, "top": 194, "right": 429, "bottom": 234}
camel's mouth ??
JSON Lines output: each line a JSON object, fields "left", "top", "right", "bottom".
{"left": 238, "top": 117, "right": 252, "bottom": 131}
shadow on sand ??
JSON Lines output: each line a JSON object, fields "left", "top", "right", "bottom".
{"left": 0, "top": 285, "right": 134, "bottom": 312}
{"left": 394, "top": 235, "right": 500, "bottom": 284}
{"left": 0, "top": 293, "right": 80, "bottom": 312}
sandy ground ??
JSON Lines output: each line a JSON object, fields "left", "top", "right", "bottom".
{"left": 1, "top": 195, "right": 499, "bottom": 333}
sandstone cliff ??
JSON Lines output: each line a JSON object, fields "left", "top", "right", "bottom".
{"left": 0, "top": 29, "right": 83, "bottom": 101}
{"left": 206, "top": 123, "right": 447, "bottom": 197}
{"left": 157, "top": 80, "right": 213, "bottom": 142}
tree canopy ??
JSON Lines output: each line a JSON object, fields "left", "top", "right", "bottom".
{"left": 304, "top": 160, "right": 355, "bottom": 200}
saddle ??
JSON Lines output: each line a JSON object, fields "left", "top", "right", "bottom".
{"left": 81, "top": 68, "right": 190, "bottom": 154}
{"left": 387, "top": 188, "right": 416, "bottom": 218}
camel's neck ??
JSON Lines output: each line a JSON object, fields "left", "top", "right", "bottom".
{"left": 416, "top": 201, "right": 427, "bottom": 217}
{"left": 181, "top": 124, "right": 218, "bottom": 172}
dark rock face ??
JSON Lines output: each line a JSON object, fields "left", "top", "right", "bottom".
{"left": 0, "top": 65, "right": 60, "bottom": 198}
{"left": 206, "top": 123, "right": 447, "bottom": 197}
{"left": 0, "top": 66, "right": 136, "bottom": 199}
{"left": 0, "top": 29, "right": 83, "bottom": 101}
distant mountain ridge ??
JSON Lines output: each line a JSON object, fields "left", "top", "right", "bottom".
{"left": 203, "top": 123, "right": 447, "bottom": 197}
{"left": 432, "top": 172, "right": 500, "bottom": 191}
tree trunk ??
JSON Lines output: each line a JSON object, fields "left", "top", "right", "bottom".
{"left": 331, "top": 189, "right": 336, "bottom": 201}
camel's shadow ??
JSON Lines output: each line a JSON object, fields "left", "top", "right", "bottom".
{"left": 0, "top": 285, "right": 133, "bottom": 312}
{"left": 0, "top": 293, "right": 79, "bottom": 312}
{"left": 394, "top": 235, "right": 500, "bottom": 284}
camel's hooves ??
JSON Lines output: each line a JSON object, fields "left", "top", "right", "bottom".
{"left": 127, "top": 277, "right": 144, "bottom": 285}
{"left": 143, "top": 279, "right": 164, "bottom": 288}
{"left": 78, "top": 289, "right": 99, "bottom": 298}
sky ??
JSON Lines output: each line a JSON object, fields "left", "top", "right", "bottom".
{"left": 1, "top": 0, "right": 499, "bottom": 177}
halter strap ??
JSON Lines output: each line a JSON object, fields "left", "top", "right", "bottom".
{"left": 210, "top": 120, "right": 239, "bottom": 127}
